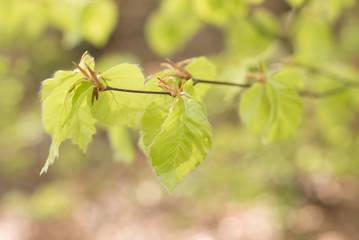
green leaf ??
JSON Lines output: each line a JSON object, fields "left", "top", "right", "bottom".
{"left": 41, "top": 71, "right": 97, "bottom": 171}
{"left": 41, "top": 71, "right": 80, "bottom": 101}
{"left": 264, "top": 82, "right": 302, "bottom": 143}
{"left": 141, "top": 97, "right": 174, "bottom": 152}
{"left": 270, "top": 68, "right": 303, "bottom": 89}
{"left": 62, "top": 81, "right": 93, "bottom": 128}
{"left": 145, "top": 0, "right": 201, "bottom": 56}
{"left": 65, "top": 94, "right": 97, "bottom": 151}
{"left": 141, "top": 83, "right": 212, "bottom": 192}
{"left": 194, "top": 0, "right": 248, "bottom": 25}
{"left": 226, "top": 17, "right": 276, "bottom": 61}
{"left": 107, "top": 125, "right": 135, "bottom": 163}
{"left": 80, "top": 0, "right": 118, "bottom": 47}
{"left": 40, "top": 139, "right": 59, "bottom": 175}
{"left": 240, "top": 83, "right": 271, "bottom": 135}
{"left": 308, "top": 0, "right": 356, "bottom": 22}
{"left": 185, "top": 57, "right": 217, "bottom": 98}
{"left": 91, "top": 64, "right": 146, "bottom": 127}
{"left": 293, "top": 17, "right": 334, "bottom": 65}
{"left": 240, "top": 81, "right": 302, "bottom": 143}
{"left": 285, "top": 0, "right": 305, "bottom": 8}
{"left": 42, "top": 71, "right": 83, "bottom": 145}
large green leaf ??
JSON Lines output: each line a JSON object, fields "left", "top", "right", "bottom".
{"left": 141, "top": 82, "right": 212, "bottom": 192}
{"left": 91, "top": 64, "right": 146, "bottom": 127}
{"left": 240, "top": 79, "right": 302, "bottom": 143}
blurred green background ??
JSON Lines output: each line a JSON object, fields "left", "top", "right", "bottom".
{"left": 1, "top": 0, "right": 359, "bottom": 239}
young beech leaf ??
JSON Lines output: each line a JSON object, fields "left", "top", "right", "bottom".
{"left": 185, "top": 56, "right": 217, "bottom": 98}
{"left": 41, "top": 71, "right": 97, "bottom": 173}
{"left": 90, "top": 64, "right": 146, "bottom": 127}
{"left": 270, "top": 68, "right": 304, "bottom": 89}
{"left": 40, "top": 139, "right": 59, "bottom": 175}
{"left": 240, "top": 83, "right": 271, "bottom": 135}
{"left": 240, "top": 80, "right": 302, "bottom": 143}
{"left": 141, "top": 97, "right": 173, "bottom": 152}
{"left": 141, "top": 81, "right": 212, "bottom": 192}
{"left": 42, "top": 71, "right": 83, "bottom": 146}
{"left": 41, "top": 71, "right": 81, "bottom": 101}
{"left": 264, "top": 82, "right": 302, "bottom": 143}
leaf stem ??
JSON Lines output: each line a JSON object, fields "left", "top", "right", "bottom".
{"left": 103, "top": 86, "right": 172, "bottom": 95}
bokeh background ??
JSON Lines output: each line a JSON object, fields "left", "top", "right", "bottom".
{"left": 1, "top": 0, "right": 359, "bottom": 239}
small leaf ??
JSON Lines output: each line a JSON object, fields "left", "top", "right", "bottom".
{"left": 142, "top": 84, "right": 212, "bottom": 192}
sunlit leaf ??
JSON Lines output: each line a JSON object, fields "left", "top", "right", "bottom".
{"left": 42, "top": 71, "right": 83, "bottom": 145}
{"left": 270, "top": 68, "right": 303, "bottom": 89}
{"left": 194, "top": 0, "right": 248, "bottom": 25}
{"left": 145, "top": 0, "right": 201, "bottom": 56}
{"left": 185, "top": 57, "right": 217, "bottom": 98}
{"left": 40, "top": 139, "right": 59, "bottom": 175}
{"left": 142, "top": 82, "right": 212, "bottom": 192}
{"left": 80, "top": 0, "right": 118, "bottom": 47}
{"left": 41, "top": 71, "right": 97, "bottom": 171}
{"left": 240, "top": 80, "right": 302, "bottom": 143}
{"left": 91, "top": 64, "right": 146, "bottom": 127}
{"left": 240, "top": 83, "right": 271, "bottom": 135}
{"left": 226, "top": 15, "right": 276, "bottom": 61}
{"left": 141, "top": 97, "right": 173, "bottom": 152}
{"left": 264, "top": 82, "right": 302, "bottom": 143}
{"left": 293, "top": 17, "right": 334, "bottom": 65}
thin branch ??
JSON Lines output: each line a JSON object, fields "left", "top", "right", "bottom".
{"left": 104, "top": 86, "right": 172, "bottom": 96}
{"left": 192, "top": 78, "right": 253, "bottom": 88}
{"left": 291, "top": 62, "right": 359, "bottom": 87}
{"left": 298, "top": 86, "right": 349, "bottom": 98}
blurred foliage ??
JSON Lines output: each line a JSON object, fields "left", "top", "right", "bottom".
{"left": 0, "top": 0, "right": 118, "bottom": 48}
{"left": 1, "top": 0, "right": 359, "bottom": 239}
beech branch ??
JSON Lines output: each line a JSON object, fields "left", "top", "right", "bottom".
{"left": 103, "top": 86, "right": 171, "bottom": 95}
{"left": 192, "top": 78, "right": 252, "bottom": 88}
